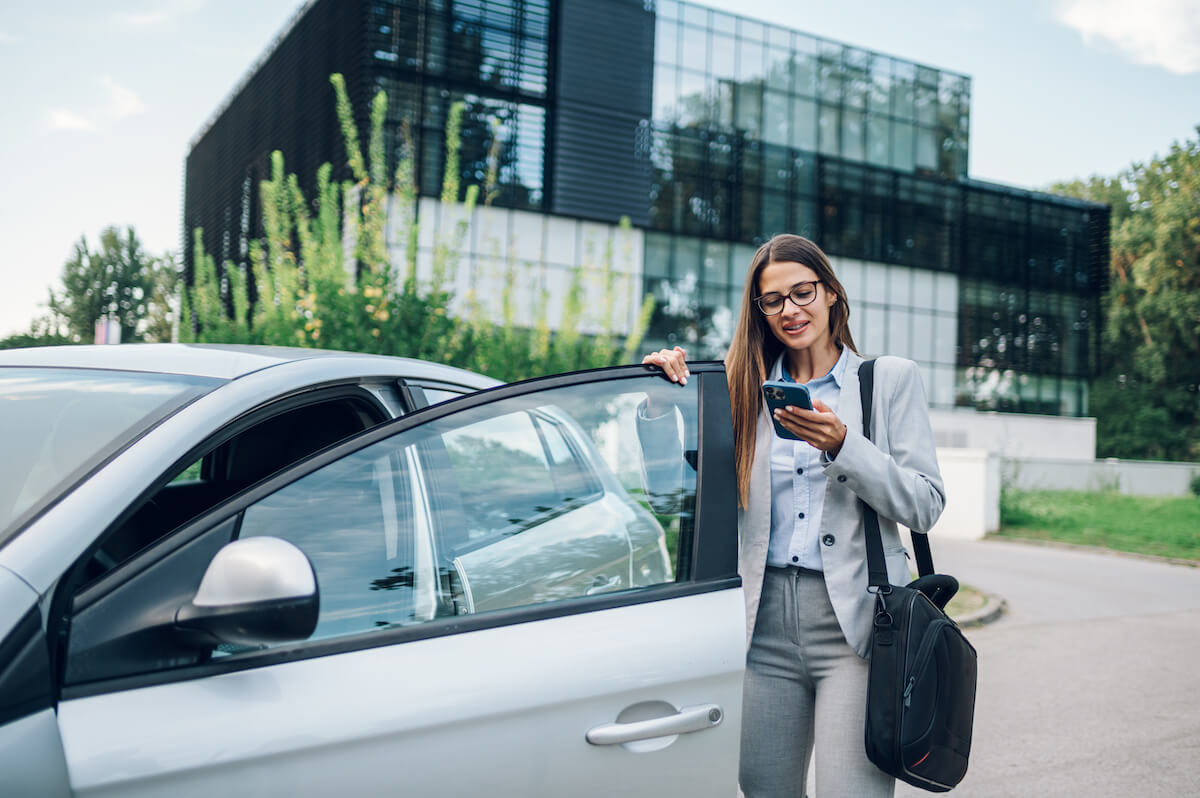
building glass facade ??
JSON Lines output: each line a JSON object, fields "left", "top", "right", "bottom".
{"left": 184, "top": 0, "right": 1108, "bottom": 418}
{"left": 368, "top": 0, "right": 552, "bottom": 209}
{"left": 652, "top": 0, "right": 969, "bottom": 177}
{"left": 639, "top": 0, "right": 1106, "bottom": 417}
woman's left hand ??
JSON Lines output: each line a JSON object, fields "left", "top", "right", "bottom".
{"left": 773, "top": 399, "right": 848, "bottom": 456}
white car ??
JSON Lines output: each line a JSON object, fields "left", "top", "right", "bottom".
{"left": 0, "top": 344, "right": 744, "bottom": 797}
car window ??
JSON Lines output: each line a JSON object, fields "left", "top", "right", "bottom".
{"left": 83, "top": 394, "right": 386, "bottom": 583}
{"left": 421, "top": 387, "right": 467, "bottom": 405}
{"left": 0, "top": 368, "right": 220, "bottom": 543}
{"left": 443, "top": 409, "right": 601, "bottom": 542}
{"left": 238, "top": 375, "right": 697, "bottom": 645}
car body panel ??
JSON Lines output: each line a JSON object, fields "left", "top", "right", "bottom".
{"left": 0, "top": 343, "right": 496, "bottom": 383}
{"left": 0, "top": 568, "right": 69, "bottom": 796}
{"left": 58, "top": 588, "right": 744, "bottom": 798}
{"left": 0, "top": 709, "right": 71, "bottom": 796}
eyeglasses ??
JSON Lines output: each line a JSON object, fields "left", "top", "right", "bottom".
{"left": 753, "top": 281, "right": 822, "bottom": 315}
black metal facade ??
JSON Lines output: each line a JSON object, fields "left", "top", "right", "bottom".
{"left": 183, "top": 0, "right": 370, "bottom": 276}
{"left": 549, "top": 0, "right": 654, "bottom": 225}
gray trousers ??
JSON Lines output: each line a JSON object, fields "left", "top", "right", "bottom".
{"left": 739, "top": 566, "right": 894, "bottom": 798}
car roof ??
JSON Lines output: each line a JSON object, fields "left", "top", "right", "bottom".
{"left": 0, "top": 343, "right": 499, "bottom": 386}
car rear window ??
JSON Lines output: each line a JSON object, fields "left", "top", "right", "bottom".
{"left": 0, "top": 367, "right": 223, "bottom": 543}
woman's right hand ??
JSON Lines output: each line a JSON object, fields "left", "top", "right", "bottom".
{"left": 642, "top": 346, "right": 689, "bottom": 385}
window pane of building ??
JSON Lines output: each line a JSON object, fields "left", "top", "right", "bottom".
{"left": 842, "top": 109, "right": 865, "bottom": 162}
{"left": 763, "top": 90, "right": 790, "bottom": 147}
{"left": 792, "top": 97, "right": 817, "bottom": 151}
{"left": 711, "top": 32, "right": 736, "bottom": 80}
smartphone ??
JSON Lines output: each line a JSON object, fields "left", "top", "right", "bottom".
{"left": 762, "top": 380, "right": 813, "bottom": 440}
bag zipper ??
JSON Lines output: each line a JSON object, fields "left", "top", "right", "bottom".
{"left": 904, "top": 617, "right": 950, "bottom": 707}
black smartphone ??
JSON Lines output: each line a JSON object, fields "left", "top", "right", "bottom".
{"left": 762, "top": 380, "right": 813, "bottom": 440}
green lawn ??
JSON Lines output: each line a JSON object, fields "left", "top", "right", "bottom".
{"left": 997, "top": 490, "right": 1200, "bottom": 561}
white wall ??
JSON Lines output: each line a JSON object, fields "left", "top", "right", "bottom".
{"left": 921, "top": 448, "right": 999, "bottom": 543}
{"left": 1004, "top": 457, "right": 1200, "bottom": 497}
{"left": 928, "top": 407, "right": 1096, "bottom": 461}
{"left": 389, "top": 197, "right": 646, "bottom": 335}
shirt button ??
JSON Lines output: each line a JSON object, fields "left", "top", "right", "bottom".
{"left": 796, "top": 467, "right": 804, "bottom": 475}
{"left": 822, "top": 534, "right": 836, "bottom": 546}
{"left": 837, "top": 475, "right": 847, "bottom": 483}
{"left": 798, "top": 512, "right": 806, "bottom": 519}
{"left": 791, "top": 555, "right": 799, "bottom": 563}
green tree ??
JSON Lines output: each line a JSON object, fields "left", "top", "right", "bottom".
{"left": 142, "top": 252, "right": 181, "bottom": 343}
{"left": 1053, "top": 127, "right": 1200, "bottom": 460}
{"left": 50, "top": 226, "right": 155, "bottom": 343}
{"left": 0, "top": 312, "right": 70, "bottom": 350}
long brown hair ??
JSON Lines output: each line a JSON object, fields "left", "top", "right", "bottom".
{"left": 725, "top": 235, "right": 857, "bottom": 507}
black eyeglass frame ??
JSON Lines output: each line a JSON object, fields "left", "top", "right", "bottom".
{"left": 753, "top": 281, "right": 823, "bottom": 316}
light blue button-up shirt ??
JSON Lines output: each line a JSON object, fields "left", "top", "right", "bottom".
{"left": 765, "top": 346, "right": 848, "bottom": 570}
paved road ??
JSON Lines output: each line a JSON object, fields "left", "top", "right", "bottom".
{"left": 892, "top": 538, "right": 1200, "bottom": 797}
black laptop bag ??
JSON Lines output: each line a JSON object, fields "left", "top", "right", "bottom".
{"left": 858, "top": 359, "right": 978, "bottom": 792}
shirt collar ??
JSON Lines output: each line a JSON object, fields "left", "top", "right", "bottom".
{"left": 772, "top": 345, "right": 848, "bottom": 387}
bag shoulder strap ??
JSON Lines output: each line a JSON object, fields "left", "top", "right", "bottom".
{"left": 858, "top": 359, "right": 935, "bottom": 586}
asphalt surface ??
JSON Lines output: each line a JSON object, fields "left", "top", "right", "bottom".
{"left": 892, "top": 538, "right": 1200, "bottom": 797}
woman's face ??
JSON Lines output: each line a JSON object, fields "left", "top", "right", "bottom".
{"left": 757, "top": 259, "right": 838, "bottom": 354}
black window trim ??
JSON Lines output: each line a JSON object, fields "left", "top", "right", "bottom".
{"left": 58, "top": 363, "right": 740, "bottom": 700}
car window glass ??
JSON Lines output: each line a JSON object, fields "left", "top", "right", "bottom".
{"left": 443, "top": 410, "right": 599, "bottom": 542}
{"left": 0, "top": 368, "right": 219, "bottom": 541}
{"left": 239, "top": 444, "right": 427, "bottom": 644}
{"left": 170, "top": 458, "right": 203, "bottom": 484}
{"left": 422, "top": 387, "right": 465, "bottom": 405}
{"left": 82, "top": 395, "right": 384, "bottom": 585}
{"left": 237, "top": 375, "right": 698, "bottom": 646}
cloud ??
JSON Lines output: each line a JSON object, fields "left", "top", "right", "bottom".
{"left": 110, "top": 0, "right": 206, "bottom": 30}
{"left": 102, "top": 76, "right": 147, "bottom": 119}
{"left": 47, "top": 109, "right": 96, "bottom": 132}
{"left": 45, "top": 77, "right": 146, "bottom": 132}
{"left": 1055, "top": 0, "right": 1200, "bottom": 75}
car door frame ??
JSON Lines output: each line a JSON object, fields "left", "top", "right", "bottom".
{"left": 51, "top": 362, "right": 739, "bottom": 702}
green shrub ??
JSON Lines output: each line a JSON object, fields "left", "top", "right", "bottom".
{"left": 180, "top": 73, "right": 651, "bottom": 382}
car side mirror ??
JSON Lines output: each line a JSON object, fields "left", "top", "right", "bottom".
{"left": 175, "top": 537, "right": 319, "bottom": 647}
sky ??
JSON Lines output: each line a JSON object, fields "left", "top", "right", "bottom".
{"left": 1, "top": 0, "right": 1198, "bottom": 337}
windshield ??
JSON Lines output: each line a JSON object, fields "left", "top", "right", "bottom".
{"left": 0, "top": 367, "right": 223, "bottom": 544}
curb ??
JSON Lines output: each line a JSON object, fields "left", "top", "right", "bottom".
{"left": 951, "top": 593, "right": 1006, "bottom": 628}
{"left": 988, "top": 534, "right": 1198, "bottom": 568}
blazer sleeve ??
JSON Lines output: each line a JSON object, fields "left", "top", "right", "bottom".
{"left": 633, "top": 399, "right": 687, "bottom": 516}
{"left": 823, "top": 358, "right": 945, "bottom": 533}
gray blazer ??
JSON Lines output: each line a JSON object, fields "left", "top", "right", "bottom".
{"left": 738, "top": 349, "right": 945, "bottom": 657}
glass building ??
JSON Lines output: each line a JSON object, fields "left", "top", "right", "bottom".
{"left": 184, "top": 0, "right": 1109, "bottom": 417}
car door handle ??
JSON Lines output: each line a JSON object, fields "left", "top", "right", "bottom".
{"left": 586, "top": 704, "right": 724, "bottom": 745}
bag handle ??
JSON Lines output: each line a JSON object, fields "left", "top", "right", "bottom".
{"left": 858, "top": 359, "right": 935, "bottom": 588}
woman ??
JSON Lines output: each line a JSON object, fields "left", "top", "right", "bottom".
{"left": 643, "top": 234, "right": 944, "bottom": 797}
